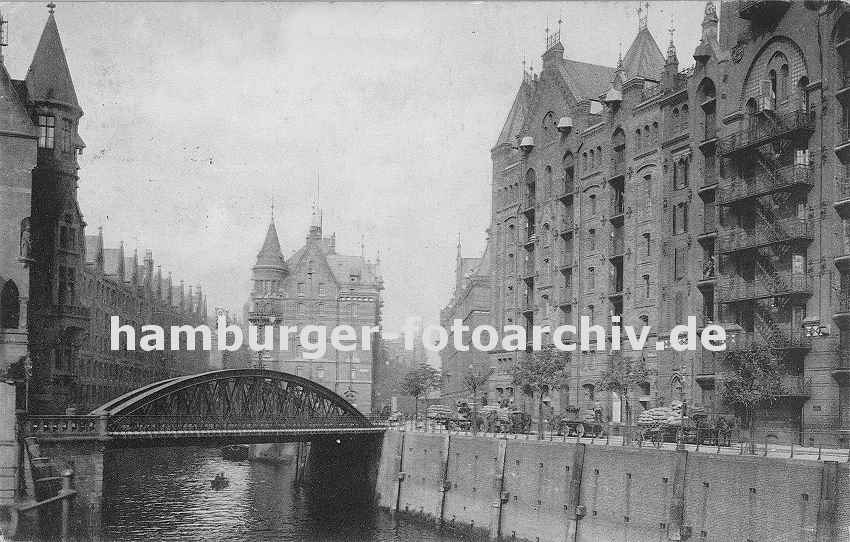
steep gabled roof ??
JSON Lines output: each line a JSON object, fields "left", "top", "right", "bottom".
{"left": 84, "top": 234, "right": 101, "bottom": 265}
{"left": 103, "top": 248, "right": 123, "bottom": 277}
{"left": 622, "top": 27, "right": 665, "bottom": 81}
{"left": 474, "top": 240, "right": 492, "bottom": 277}
{"left": 496, "top": 77, "right": 532, "bottom": 146}
{"left": 25, "top": 13, "right": 80, "bottom": 110}
{"left": 0, "top": 66, "right": 37, "bottom": 137}
{"left": 556, "top": 59, "right": 617, "bottom": 101}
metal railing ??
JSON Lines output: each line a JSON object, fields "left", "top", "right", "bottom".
{"left": 717, "top": 272, "right": 813, "bottom": 302}
{"left": 723, "top": 330, "right": 812, "bottom": 351}
{"left": 397, "top": 421, "right": 850, "bottom": 460}
{"left": 717, "top": 164, "right": 813, "bottom": 205}
{"left": 718, "top": 109, "right": 815, "bottom": 156}
{"left": 610, "top": 154, "right": 626, "bottom": 178}
{"left": 717, "top": 218, "right": 813, "bottom": 253}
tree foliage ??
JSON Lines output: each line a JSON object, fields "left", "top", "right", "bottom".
{"left": 599, "top": 354, "right": 652, "bottom": 401}
{"left": 509, "top": 347, "right": 570, "bottom": 438}
{"left": 599, "top": 354, "right": 653, "bottom": 441}
{"left": 400, "top": 364, "right": 441, "bottom": 420}
{"left": 464, "top": 365, "right": 493, "bottom": 435}
{"left": 720, "top": 349, "right": 784, "bottom": 432}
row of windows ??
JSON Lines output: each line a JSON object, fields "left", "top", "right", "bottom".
{"left": 37, "top": 114, "right": 76, "bottom": 153}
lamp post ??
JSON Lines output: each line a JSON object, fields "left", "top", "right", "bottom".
{"left": 675, "top": 377, "right": 688, "bottom": 451}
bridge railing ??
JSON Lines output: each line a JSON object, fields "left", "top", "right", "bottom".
{"left": 23, "top": 415, "right": 106, "bottom": 440}
{"left": 107, "top": 414, "right": 385, "bottom": 433}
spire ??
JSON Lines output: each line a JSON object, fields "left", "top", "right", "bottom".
{"left": 666, "top": 25, "right": 678, "bottom": 66}
{"left": 255, "top": 218, "right": 286, "bottom": 271}
{"left": 637, "top": 2, "right": 649, "bottom": 31}
{"left": 26, "top": 4, "right": 81, "bottom": 112}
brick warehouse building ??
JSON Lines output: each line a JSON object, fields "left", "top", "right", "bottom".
{"left": 439, "top": 238, "right": 493, "bottom": 405}
{"left": 0, "top": 8, "right": 209, "bottom": 413}
{"left": 485, "top": 1, "right": 850, "bottom": 439}
{"left": 246, "top": 213, "right": 383, "bottom": 414}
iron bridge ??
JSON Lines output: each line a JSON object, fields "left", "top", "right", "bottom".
{"left": 22, "top": 369, "right": 386, "bottom": 446}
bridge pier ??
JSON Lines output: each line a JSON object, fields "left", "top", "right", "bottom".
{"left": 304, "top": 434, "right": 384, "bottom": 512}
{"left": 36, "top": 440, "right": 105, "bottom": 538}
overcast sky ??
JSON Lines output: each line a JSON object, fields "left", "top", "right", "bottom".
{"left": 3, "top": 1, "right": 706, "bottom": 332}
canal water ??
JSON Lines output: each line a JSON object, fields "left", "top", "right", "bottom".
{"left": 92, "top": 446, "right": 473, "bottom": 542}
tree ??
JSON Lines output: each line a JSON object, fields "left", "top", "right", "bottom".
{"left": 463, "top": 365, "right": 493, "bottom": 435}
{"left": 720, "top": 349, "right": 784, "bottom": 452}
{"left": 400, "top": 364, "right": 441, "bottom": 423}
{"left": 599, "top": 354, "right": 652, "bottom": 444}
{"left": 508, "top": 348, "right": 571, "bottom": 439}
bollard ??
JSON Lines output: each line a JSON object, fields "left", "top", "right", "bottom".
{"left": 606, "top": 424, "right": 610, "bottom": 446}
{"left": 763, "top": 432, "right": 768, "bottom": 457}
{"left": 790, "top": 441, "right": 794, "bottom": 459}
{"left": 695, "top": 428, "right": 700, "bottom": 452}
{"left": 716, "top": 429, "right": 721, "bottom": 454}
{"left": 59, "top": 468, "right": 75, "bottom": 542}
{"left": 818, "top": 442, "right": 823, "bottom": 461}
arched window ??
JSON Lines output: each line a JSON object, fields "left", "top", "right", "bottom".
{"left": 1, "top": 281, "right": 20, "bottom": 329}
{"left": 582, "top": 152, "right": 588, "bottom": 171}
{"left": 769, "top": 69, "right": 778, "bottom": 110}
{"left": 596, "top": 146, "right": 602, "bottom": 166}
{"left": 589, "top": 149, "right": 595, "bottom": 169}
{"left": 681, "top": 105, "right": 689, "bottom": 132}
{"left": 780, "top": 64, "right": 789, "bottom": 101}
{"left": 652, "top": 122, "right": 659, "bottom": 146}
{"left": 636, "top": 129, "right": 642, "bottom": 150}
{"left": 643, "top": 125, "right": 650, "bottom": 149}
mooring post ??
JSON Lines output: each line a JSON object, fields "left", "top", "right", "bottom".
{"left": 667, "top": 450, "right": 689, "bottom": 541}
{"left": 437, "top": 434, "right": 451, "bottom": 526}
{"left": 488, "top": 438, "right": 508, "bottom": 541}
{"left": 565, "top": 442, "right": 586, "bottom": 542}
{"left": 816, "top": 461, "right": 838, "bottom": 542}
{"left": 59, "top": 468, "right": 75, "bottom": 542}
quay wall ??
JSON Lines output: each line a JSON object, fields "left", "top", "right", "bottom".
{"left": 375, "top": 430, "right": 850, "bottom": 542}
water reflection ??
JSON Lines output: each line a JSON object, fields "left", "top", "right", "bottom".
{"left": 98, "top": 447, "right": 470, "bottom": 542}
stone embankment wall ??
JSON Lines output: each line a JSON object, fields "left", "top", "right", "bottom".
{"left": 376, "top": 430, "right": 850, "bottom": 542}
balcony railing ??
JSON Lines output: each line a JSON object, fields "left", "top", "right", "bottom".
{"left": 611, "top": 155, "right": 626, "bottom": 178}
{"left": 717, "top": 218, "right": 814, "bottom": 254}
{"left": 611, "top": 194, "right": 625, "bottom": 218}
{"left": 717, "top": 164, "right": 813, "bottom": 206}
{"left": 835, "top": 350, "right": 850, "bottom": 372}
{"left": 557, "top": 177, "right": 575, "bottom": 200}
{"left": 610, "top": 237, "right": 624, "bottom": 257}
{"left": 724, "top": 330, "right": 812, "bottom": 351}
{"left": 718, "top": 109, "right": 815, "bottom": 157}
{"left": 717, "top": 272, "right": 813, "bottom": 303}
{"left": 836, "top": 292, "right": 850, "bottom": 316}
{"left": 777, "top": 375, "right": 813, "bottom": 398}
{"left": 609, "top": 277, "right": 624, "bottom": 295}
{"left": 702, "top": 208, "right": 717, "bottom": 234}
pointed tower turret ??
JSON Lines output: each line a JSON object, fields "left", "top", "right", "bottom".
{"left": 663, "top": 30, "right": 679, "bottom": 91}
{"left": 694, "top": 2, "right": 720, "bottom": 62}
{"left": 251, "top": 212, "right": 289, "bottom": 313}
{"left": 27, "top": 4, "right": 84, "bottom": 174}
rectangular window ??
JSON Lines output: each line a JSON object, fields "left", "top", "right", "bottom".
{"left": 589, "top": 194, "right": 597, "bottom": 217}
{"left": 674, "top": 248, "right": 685, "bottom": 281}
{"left": 62, "top": 118, "right": 73, "bottom": 153}
{"left": 37, "top": 115, "right": 55, "bottom": 149}
{"left": 644, "top": 233, "right": 651, "bottom": 256}
{"left": 588, "top": 267, "right": 595, "bottom": 289}
{"left": 588, "top": 229, "right": 596, "bottom": 252}
{"left": 318, "top": 282, "right": 325, "bottom": 297}
{"left": 643, "top": 275, "right": 650, "bottom": 298}
{"left": 297, "top": 282, "right": 305, "bottom": 296}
